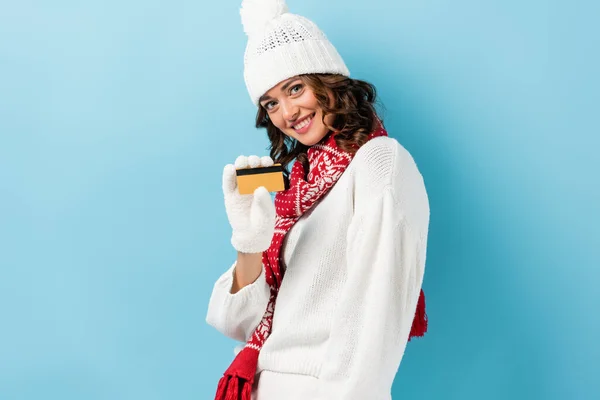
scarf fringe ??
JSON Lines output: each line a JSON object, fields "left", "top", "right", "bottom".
{"left": 409, "top": 289, "right": 428, "bottom": 340}
{"left": 215, "top": 374, "right": 253, "bottom": 400}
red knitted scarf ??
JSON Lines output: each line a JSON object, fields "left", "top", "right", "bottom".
{"left": 215, "top": 122, "right": 427, "bottom": 400}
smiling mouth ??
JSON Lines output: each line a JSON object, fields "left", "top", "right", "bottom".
{"left": 292, "top": 112, "right": 315, "bottom": 131}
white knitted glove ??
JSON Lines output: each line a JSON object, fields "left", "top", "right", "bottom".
{"left": 222, "top": 155, "right": 276, "bottom": 254}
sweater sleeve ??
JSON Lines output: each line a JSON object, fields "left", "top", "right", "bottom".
{"left": 315, "top": 184, "right": 429, "bottom": 400}
{"left": 205, "top": 261, "right": 271, "bottom": 343}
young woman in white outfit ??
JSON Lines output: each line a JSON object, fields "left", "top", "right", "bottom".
{"left": 206, "top": 1, "right": 431, "bottom": 399}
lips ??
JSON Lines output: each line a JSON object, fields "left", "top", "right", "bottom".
{"left": 291, "top": 113, "right": 314, "bottom": 128}
{"left": 292, "top": 113, "right": 315, "bottom": 133}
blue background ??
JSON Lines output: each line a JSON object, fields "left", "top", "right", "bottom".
{"left": 1, "top": 0, "right": 598, "bottom": 399}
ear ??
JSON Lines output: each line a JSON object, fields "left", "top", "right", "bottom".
{"left": 319, "top": 87, "right": 336, "bottom": 109}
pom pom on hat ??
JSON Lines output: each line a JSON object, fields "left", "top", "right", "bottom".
{"left": 240, "top": 0, "right": 289, "bottom": 36}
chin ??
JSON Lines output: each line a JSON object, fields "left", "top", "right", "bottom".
{"left": 298, "top": 135, "right": 327, "bottom": 146}
{"left": 288, "top": 128, "right": 330, "bottom": 147}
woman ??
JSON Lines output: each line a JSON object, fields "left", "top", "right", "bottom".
{"left": 206, "top": 1, "right": 430, "bottom": 399}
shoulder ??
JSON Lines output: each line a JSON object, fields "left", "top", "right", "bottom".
{"left": 351, "top": 136, "right": 430, "bottom": 233}
{"left": 351, "top": 136, "right": 420, "bottom": 190}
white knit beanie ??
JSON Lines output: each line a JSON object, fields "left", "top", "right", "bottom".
{"left": 241, "top": 0, "right": 350, "bottom": 106}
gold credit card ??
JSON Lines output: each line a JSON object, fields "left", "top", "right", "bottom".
{"left": 236, "top": 163, "right": 285, "bottom": 195}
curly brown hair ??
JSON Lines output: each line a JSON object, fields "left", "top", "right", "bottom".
{"left": 255, "top": 73, "right": 384, "bottom": 187}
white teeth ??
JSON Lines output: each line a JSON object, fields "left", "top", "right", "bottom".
{"left": 293, "top": 115, "right": 313, "bottom": 130}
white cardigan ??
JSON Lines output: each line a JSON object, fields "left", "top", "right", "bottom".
{"left": 206, "top": 136, "right": 430, "bottom": 400}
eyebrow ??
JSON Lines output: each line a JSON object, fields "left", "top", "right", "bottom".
{"left": 258, "top": 77, "right": 301, "bottom": 104}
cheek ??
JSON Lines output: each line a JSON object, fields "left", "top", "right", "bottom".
{"left": 268, "top": 112, "right": 286, "bottom": 131}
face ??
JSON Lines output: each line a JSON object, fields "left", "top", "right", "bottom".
{"left": 259, "top": 76, "right": 335, "bottom": 146}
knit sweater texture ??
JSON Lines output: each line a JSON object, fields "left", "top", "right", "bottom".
{"left": 206, "top": 136, "right": 430, "bottom": 400}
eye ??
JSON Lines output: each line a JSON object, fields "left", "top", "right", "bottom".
{"left": 264, "top": 101, "right": 277, "bottom": 111}
{"left": 290, "top": 83, "right": 302, "bottom": 94}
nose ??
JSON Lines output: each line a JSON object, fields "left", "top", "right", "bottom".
{"left": 280, "top": 99, "right": 299, "bottom": 123}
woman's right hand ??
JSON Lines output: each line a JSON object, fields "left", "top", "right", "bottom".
{"left": 222, "top": 155, "right": 276, "bottom": 254}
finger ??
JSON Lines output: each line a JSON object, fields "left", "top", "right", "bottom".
{"left": 248, "top": 155, "right": 260, "bottom": 168}
{"left": 235, "top": 155, "right": 248, "bottom": 169}
{"left": 260, "top": 156, "right": 274, "bottom": 167}
{"left": 251, "top": 186, "right": 275, "bottom": 226}
{"left": 222, "top": 164, "right": 237, "bottom": 195}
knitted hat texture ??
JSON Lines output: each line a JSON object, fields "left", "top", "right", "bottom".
{"left": 241, "top": 0, "right": 350, "bottom": 105}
